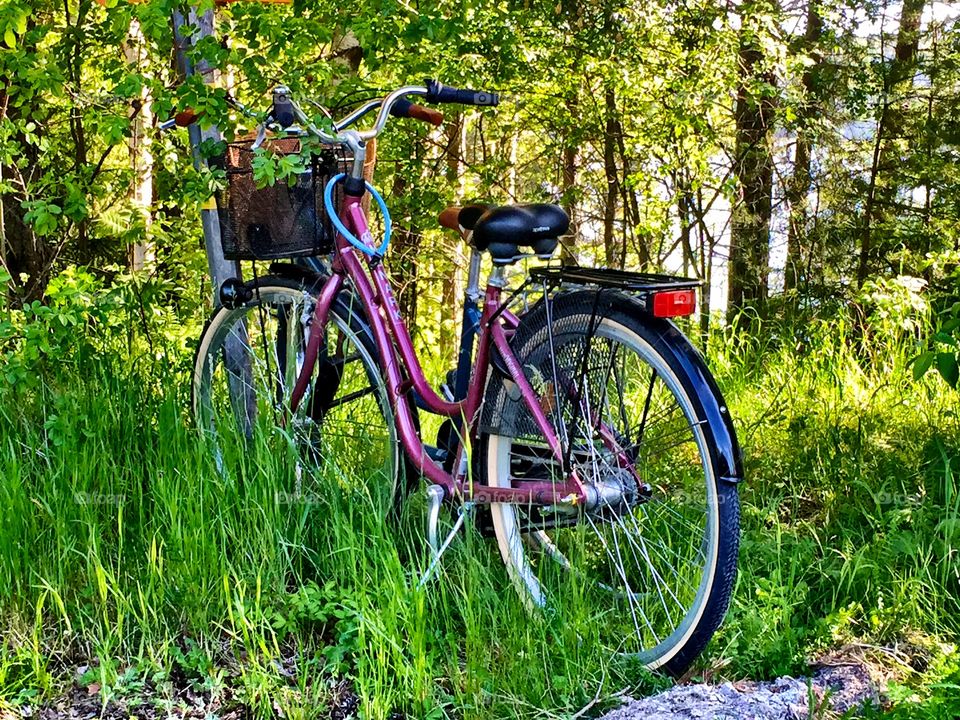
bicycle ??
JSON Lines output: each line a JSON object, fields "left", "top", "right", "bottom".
{"left": 190, "top": 80, "right": 743, "bottom": 676}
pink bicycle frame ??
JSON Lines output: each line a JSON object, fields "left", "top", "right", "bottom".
{"left": 289, "top": 192, "right": 587, "bottom": 506}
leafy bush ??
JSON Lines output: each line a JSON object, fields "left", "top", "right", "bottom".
{"left": 0, "top": 265, "right": 203, "bottom": 391}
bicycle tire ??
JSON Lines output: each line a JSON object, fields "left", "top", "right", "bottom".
{"left": 478, "top": 290, "right": 740, "bottom": 676}
{"left": 192, "top": 276, "right": 405, "bottom": 513}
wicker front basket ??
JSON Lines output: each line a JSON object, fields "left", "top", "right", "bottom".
{"left": 214, "top": 137, "right": 351, "bottom": 261}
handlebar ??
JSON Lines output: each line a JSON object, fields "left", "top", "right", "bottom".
{"left": 162, "top": 80, "right": 498, "bottom": 149}
{"left": 276, "top": 79, "right": 498, "bottom": 145}
{"left": 424, "top": 79, "right": 499, "bottom": 107}
{"left": 390, "top": 98, "right": 444, "bottom": 126}
{"left": 272, "top": 87, "right": 296, "bottom": 129}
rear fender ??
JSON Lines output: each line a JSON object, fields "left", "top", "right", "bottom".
{"left": 507, "top": 289, "right": 743, "bottom": 484}
{"left": 617, "top": 295, "right": 743, "bottom": 484}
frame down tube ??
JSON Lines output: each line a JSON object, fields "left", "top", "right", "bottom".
{"left": 469, "top": 314, "right": 588, "bottom": 506}
{"left": 334, "top": 197, "right": 458, "bottom": 494}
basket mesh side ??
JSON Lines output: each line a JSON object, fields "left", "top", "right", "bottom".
{"left": 216, "top": 138, "right": 350, "bottom": 261}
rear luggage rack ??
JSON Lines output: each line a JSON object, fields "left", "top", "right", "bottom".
{"left": 530, "top": 265, "right": 700, "bottom": 291}
{"left": 530, "top": 265, "right": 701, "bottom": 318}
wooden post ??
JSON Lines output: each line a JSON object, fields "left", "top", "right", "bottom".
{"left": 172, "top": 6, "right": 254, "bottom": 436}
{"left": 171, "top": 6, "right": 238, "bottom": 305}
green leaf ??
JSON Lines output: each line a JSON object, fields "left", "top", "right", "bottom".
{"left": 4, "top": 28, "right": 17, "bottom": 49}
{"left": 936, "top": 352, "right": 959, "bottom": 389}
{"left": 942, "top": 317, "right": 960, "bottom": 334}
{"left": 912, "top": 351, "right": 936, "bottom": 381}
{"left": 251, "top": 152, "right": 277, "bottom": 188}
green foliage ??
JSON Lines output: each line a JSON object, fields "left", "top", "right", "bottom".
{"left": 863, "top": 664, "right": 960, "bottom": 719}
{"left": 21, "top": 200, "right": 62, "bottom": 237}
{"left": 0, "top": 265, "right": 201, "bottom": 390}
{"left": 915, "top": 296, "right": 960, "bottom": 391}
{"left": 250, "top": 147, "right": 310, "bottom": 189}
{"left": 270, "top": 581, "right": 361, "bottom": 675}
{"left": 0, "top": 287, "right": 957, "bottom": 717}
{"left": 711, "top": 309, "right": 960, "bottom": 689}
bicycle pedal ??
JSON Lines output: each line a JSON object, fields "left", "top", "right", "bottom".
{"left": 435, "top": 419, "right": 460, "bottom": 472}
{"left": 440, "top": 382, "right": 455, "bottom": 402}
{"left": 440, "top": 368, "right": 457, "bottom": 402}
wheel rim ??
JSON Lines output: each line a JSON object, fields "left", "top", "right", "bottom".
{"left": 194, "top": 286, "right": 399, "bottom": 509}
{"left": 488, "top": 316, "right": 719, "bottom": 669}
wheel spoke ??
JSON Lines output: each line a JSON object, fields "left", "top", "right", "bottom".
{"left": 321, "top": 384, "right": 378, "bottom": 410}
{"left": 632, "top": 420, "right": 707, "bottom": 462}
{"left": 631, "top": 509, "right": 706, "bottom": 568}
{"left": 585, "top": 512, "right": 659, "bottom": 645}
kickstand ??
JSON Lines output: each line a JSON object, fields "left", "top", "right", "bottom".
{"left": 419, "top": 487, "right": 472, "bottom": 588}
{"left": 425, "top": 485, "right": 444, "bottom": 558}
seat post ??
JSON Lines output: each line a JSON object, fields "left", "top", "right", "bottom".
{"left": 465, "top": 249, "right": 482, "bottom": 303}
{"left": 487, "top": 264, "right": 509, "bottom": 288}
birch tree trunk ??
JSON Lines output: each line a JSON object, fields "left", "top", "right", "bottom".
{"left": 125, "top": 18, "right": 154, "bottom": 273}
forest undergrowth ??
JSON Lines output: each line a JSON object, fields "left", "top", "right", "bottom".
{"left": 0, "top": 274, "right": 959, "bottom": 719}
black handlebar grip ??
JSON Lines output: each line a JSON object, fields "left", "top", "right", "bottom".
{"left": 272, "top": 90, "right": 296, "bottom": 128}
{"left": 424, "top": 79, "right": 499, "bottom": 107}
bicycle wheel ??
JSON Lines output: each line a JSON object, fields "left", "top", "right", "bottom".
{"left": 193, "top": 276, "right": 402, "bottom": 512}
{"left": 479, "top": 290, "right": 740, "bottom": 676}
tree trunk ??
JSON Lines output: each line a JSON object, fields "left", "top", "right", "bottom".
{"left": 125, "top": 18, "right": 154, "bottom": 272}
{"left": 697, "top": 189, "right": 714, "bottom": 344}
{"left": 677, "top": 174, "right": 697, "bottom": 279}
{"left": 858, "top": 0, "right": 926, "bottom": 286}
{"left": 330, "top": 30, "right": 363, "bottom": 73}
{"left": 602, "top": 86, "right": 619, "bottom": 267}
{"left": 440, "top": 112, "right": 465, "bottom": 351}
{"left": 561, "top": 143, "right": 579, "bottom": 263}
{"left": 786, "top": 137, "right": 811, "bottom": 293}
{"left": 0, "top": 85, "right": 7, "bottom": 283}
{"left": 728, "top": 9, "right": 776, "bottom": 320}
{"left": 390, "top": 163, "right": 420, "bottom": 327}
{"left": 1, "top": 33, "right": 53, "bottom": 305}
{"left": 614, "top": 122, "right": 647, "bottom": 269}
{"left": 172, "top": 7, "right": 238, "bottom": 304}
{"left": 785, "top": 0, "right": 822, "bottom": 293}
{"left": 68, "top": 0, "right": 91, "bottom": 261}
{"left": 556, "top": 0, "right": 585, "bottom": 265}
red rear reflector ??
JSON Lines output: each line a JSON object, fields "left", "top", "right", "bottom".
{"left": 651, "top": 289, "right": 696, "bottom": 317}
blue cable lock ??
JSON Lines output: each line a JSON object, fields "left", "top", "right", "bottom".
{"left": 323, "top": 173, "right": 392, "bottom": 257}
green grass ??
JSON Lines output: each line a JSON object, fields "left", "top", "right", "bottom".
{"left": 709, "top": 315, "right": 960, "bottom": 711}
{"left": 0, "top": 311, "right": 958, "bottom": 718}
{"left": 0, "top": 361, "right": 668, "bottom": 718}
